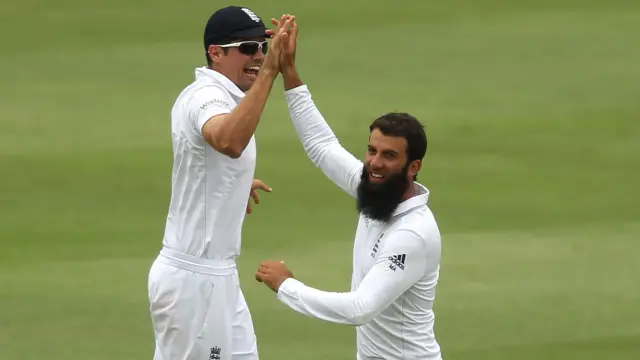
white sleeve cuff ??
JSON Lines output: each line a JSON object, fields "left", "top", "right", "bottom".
{"left": 284, "top": 84, "right": 309, "bottom": 97}
{"left": 277, "top": 277, "right": 302, "bottom": 301}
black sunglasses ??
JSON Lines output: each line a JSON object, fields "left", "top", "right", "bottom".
{"left": 218, "top": 40, "right": 268, "bottom": 56}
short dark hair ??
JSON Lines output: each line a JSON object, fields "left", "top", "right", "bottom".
{"left": 369, "top": 112, "right": 427, "bottom": 162}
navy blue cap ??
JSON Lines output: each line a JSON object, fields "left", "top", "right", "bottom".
{"left": 203, "top": 6, "right": 268, "bottom": 50}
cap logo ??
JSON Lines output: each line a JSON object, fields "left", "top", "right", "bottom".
{"left": 241, "top": 8, "right": 261, "bottom": 23}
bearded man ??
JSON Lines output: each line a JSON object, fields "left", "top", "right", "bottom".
{"left": 255, "top": 16, "right": 444, "bottom": 360}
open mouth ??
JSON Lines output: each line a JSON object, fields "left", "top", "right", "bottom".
{"left": 369, "top": 172, "right": 385, "bottom": 182}
{"left": 244, "top": 65, "right": 261, "bottom": 77}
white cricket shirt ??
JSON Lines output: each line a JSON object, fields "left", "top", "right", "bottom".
{"left": 162, "top": 67, "right": 256, "bottom": 260}
{"left": 277, "top": 85, "right": 443, "bottom": 360}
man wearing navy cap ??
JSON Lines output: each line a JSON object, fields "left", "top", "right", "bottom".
{"left": 147, "top": 7, "right": 294, "bottom": 360}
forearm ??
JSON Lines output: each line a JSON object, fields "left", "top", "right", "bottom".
{"left": 285, "top": 84, "right": 339, "bottom": 166}
{"left": 284, "top": 78, "right": 363, "bottom": 196}
{"left": 221, "top": 69, "right": 278, "bottom": 155}
{"left": 277, "top": 278, "right": 371, "bottom": 326}
{"left": 277, "top": 230, "right": 431, "bottom": 326}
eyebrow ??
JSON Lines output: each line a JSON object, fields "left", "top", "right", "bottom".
{"left": 369, "top": 145, "right": 398, "bottom": 155}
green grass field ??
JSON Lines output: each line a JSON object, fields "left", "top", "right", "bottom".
{"left": 1, "top": 0, "right": 640, "bottom": 359}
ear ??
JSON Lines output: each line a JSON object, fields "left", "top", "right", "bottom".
{"left": 208, "top": 45, "right": 224, "bottom": 64}
{"left": 407, "top": 160, "right": 421, "bottom": 180}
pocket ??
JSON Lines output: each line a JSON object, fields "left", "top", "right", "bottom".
{"left": 147, "top": 260, "right": 162, "bottom": 301}
{"left": 148, "top": 262, "right": 184, "bottom": 308}
{"left": 195, "top": 274, "right": 218, "bottom": 338}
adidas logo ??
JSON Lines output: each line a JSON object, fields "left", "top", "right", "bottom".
{"left": 388, "top": 254, "right": 406, "bottom": 271}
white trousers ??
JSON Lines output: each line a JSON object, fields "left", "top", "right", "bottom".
{"left": 148, "top": 248, "right": 259, "bottom": 360}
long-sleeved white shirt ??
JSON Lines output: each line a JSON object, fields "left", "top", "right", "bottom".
{"left": 278, "top": 85, "right": 443, "bottom": 360}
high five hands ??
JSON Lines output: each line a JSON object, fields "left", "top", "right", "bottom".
{"left": 266, "top": 14, "right": 299, "bottom": 73}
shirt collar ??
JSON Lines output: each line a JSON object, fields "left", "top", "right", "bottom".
{"left": 392, "top": 182, "right": 430, "bottom": 217}
{"left": 195, "top": 66, "right": 245, "bottom": 99}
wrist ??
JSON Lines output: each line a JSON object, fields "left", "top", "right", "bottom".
{"left": 276, "top": 276, "right": 293, "bottom": 293}
{"left": 259, "top": 67, "right": 279, "bottom": 79}
{"left": 282, "top": 65, "right": 298, "bottom": 77}
{"left": 282, "top": 67, "right": 303, "bottom": 90}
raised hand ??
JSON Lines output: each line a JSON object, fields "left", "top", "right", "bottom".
{"left": 270, "top": 16, "right": 299, "bottom": 72}
{"left": 262, "top": 15, "right": 295, "bottom": 74}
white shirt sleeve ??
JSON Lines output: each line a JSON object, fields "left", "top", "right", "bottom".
{"left": 285, "top": 85, "right": 363, "bottom": 198}
{"left": 189, "top": 85, "right": 234, "bottom": 133}
{"left": 276, "top": 229, "right": 430, "bottom": 326}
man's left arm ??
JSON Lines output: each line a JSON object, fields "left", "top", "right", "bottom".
{"left": 275, "top": 229, "right": 432, "bottom": 326}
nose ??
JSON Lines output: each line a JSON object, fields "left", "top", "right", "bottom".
{"left": 369, "top": 154, "right": 384, "bottom": 170}
{"left": 253, "top": 46, "right": 265, "bottom": 60}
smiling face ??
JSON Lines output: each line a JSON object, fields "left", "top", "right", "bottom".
{"left": 365, "top": 129, "right": 419, "bottom": 185}
{"left": 208, "top": 37, "right": 267, "bottom": 92}
{"left": 356, "top": 129, "right": 422, "bottom": 222}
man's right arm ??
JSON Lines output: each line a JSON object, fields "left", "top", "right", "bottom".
{"left": 195, "top": 69, "right": 278, "bottom": 159}
{"left": 283, "top": 68, "right": 363, "bottom": 197}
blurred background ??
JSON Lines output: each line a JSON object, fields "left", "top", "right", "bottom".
{"left": 1, "top": 0, "right": 639, "bottom": 359}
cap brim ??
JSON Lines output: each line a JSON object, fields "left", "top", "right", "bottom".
{"left": 229, "top": 27, "right": 268, "bottom": 40}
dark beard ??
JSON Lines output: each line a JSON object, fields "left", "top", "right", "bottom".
{"left": 356, "top": 164, "right": 411, "bottom": 223}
